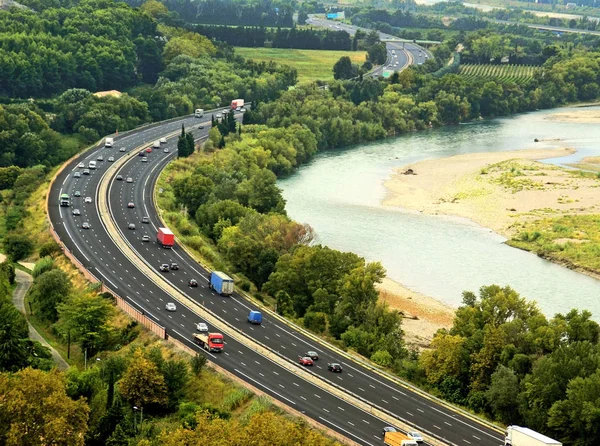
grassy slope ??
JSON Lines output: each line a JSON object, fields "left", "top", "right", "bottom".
{"left": 234, "top": 47, "right": 367, "bottom": 83}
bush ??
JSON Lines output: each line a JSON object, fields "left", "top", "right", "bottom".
{"left": 0, "top": 262, "right": 15, "bottom": 284}
{"left": 239, "top": 280, "right": 251, "bottom": 292}
{"left": 4, "top": 232, "right": 34, "bottom": 261}
{"left": 190, "top": 353, "right": 207, "bottom": 376}
{"left": 223, "top": 388, "right": 252, "bottom": 411}
{"left": 303, "top": 311, "right": 328, "bottom": 334}
{"left": 32, "top": 256, "right": 54, "bottom": 278}
{"left": 371, "top": 350, "right": 393, "bottom": 367}
{"left": 39, "top": 240, "right": 61, "bottom": 258}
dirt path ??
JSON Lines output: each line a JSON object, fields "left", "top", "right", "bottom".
{"left": 13, "top": 269, "right": 69, "bottom": 371}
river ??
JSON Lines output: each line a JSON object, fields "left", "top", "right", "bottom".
{"left": 278, "top": 107, "right": 600, "bottom": 319}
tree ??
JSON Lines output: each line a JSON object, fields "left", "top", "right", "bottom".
{"left": 0, "top": 368, "right": 89, "bottom": 446}
{"left": 56, "top": 294, "right": 113, "bottom": 356}
{"left": 29, "top": 269, "right": 71, "bottom": 322}
{"left": 420, "top": 333, "right": 469, "bottom": 386}
{"left": 3, "top": 232, "right": 33, "bottom": 261}
{"left": 0, "top": 300, "right": 29, "bottom": 372}
{"left": 119, "top": 349, "right": 168, "bottom": 408}
{"left": 39, "top": 240, "right": 61, "bottom": 258}
{"left": 486, "top": 365, "right": 520, "bottom": 424}
{"left": 191, "top": 353, "right": 207, "bottom": 376}
{"left": 333, "top": 56, "right": 355, "bottom": 80}
{"left": 162, "top": 358, "right": 189, "bottom": 409}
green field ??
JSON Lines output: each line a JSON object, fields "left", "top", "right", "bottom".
{"left": 234, "top": 47, "right": 367, "bottom": 83}
{"left": 459, "top": 63, "right": 540, "bottom": 84}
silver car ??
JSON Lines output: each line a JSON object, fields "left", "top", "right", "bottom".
{"left": 165, "top": 302, "right": 176, "bottom": 312}
{"left": 196, "top": 322, "right": 208, "bottom": 332}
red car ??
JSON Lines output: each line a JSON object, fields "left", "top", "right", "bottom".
{"left": 298, "top": 356, "right": 314, "bottom": 366}
{"left": 145, "top": 147, "right": 152, "bottom": 153}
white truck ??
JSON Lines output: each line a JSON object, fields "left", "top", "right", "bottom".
{"left": 104, "top": 137, "right": 113, "bottom": 147}
{"left": 194, "top": 108, "right": 204, "bottom": 118}
{"left": 505, "top": 426, "right": 561, "bottom": 446}
{"left": 88, "top": 160, "right": 97, "bottom": 170}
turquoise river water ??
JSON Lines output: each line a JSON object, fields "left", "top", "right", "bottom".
{"left": 278, "top": 106, "right": 600, "bottom": 318}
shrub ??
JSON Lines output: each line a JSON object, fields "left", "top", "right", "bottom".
{"left": 371, "top": 350, "right": 393, "bottom": 367}
{"left": 4, "top": 232, "right": 34, "bottom": 261}
{"left": 32, "top": 256, "right": 54, "bottom": 278}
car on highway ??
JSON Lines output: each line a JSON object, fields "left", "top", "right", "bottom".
{"left": 189, "top": 279, "right": 198, "bottom": 287}
{"left": 240, "top": 107, "right": 246, "bottom": 112}
{"left": 165, "top": 302, "right": 176, "bottom": 312}
{"left": 382, "top": 427, "right": 397, "bottom": 437}
{"left": 97, "top": 155, "right": 103, "bottom": 161}
{"left": 128, "top": 223, "right": 135, "bottom": 230}
{"left": 72, "top": 208, "right": 81, "bottom": 216}
{"left": 142, "top": 235, "right": 150, "bottom": 242}
{"left": 160, "top": 137, "right": 167, "bottom": 144}
{"left": 305, "top": 351, "right": 319, "bottom": 360}
{"left": 328, "top": 363, "right": 342, "bottom": 373}
{"left": 159, "top": 263, "right": 170, "bottom": 272}
{"left": 141, "top": 157, "right": 148, "bottom": 162}
{"left": 142, "top": 216, "right": 149, "bottom": 224}
{"left": 170, "top": 263, "right": 179, "bottom": 270}
{"left": 407, "top": 432, "right": 424, "bottom": 443}
{"left": 215, "top": 112, "right": 222, "bottom": 120}
{"left": 108, "top": 156, "right": 114, "bottom": 162}
{"left": 145, "top": 147, "right": 152, "bottom": 153}
{"left": 82, "top": 222, "right": 90, "bottom": 229}
{"left": 74, "top": 191, "right": 81, "bottom": 197}
{"left": 126, "top": 177, "right": 133, "bottom": 183}
{"left": 298, "top": 356, "right": 314, "bottom": 366}
{"left": 119, "top": 147, "right": 126, "bottom": 152}
{"left": 84, "top": 197, "right": 92, "bottom": 203}
{"left": 127, "top": 202, "right": 135, "bottom": 208}
{"left": 74, "top": 172, "right": 81, "bottom": 178}
{"left": 116, "top": 175, "right": 123, "bottom": 181}
{"left": 163, "top": 148, "right": 169, "bottom": 153}
{"left": 196, "top": 322, "right": 208, "bottom": 332}
{"left": 78, "top": 162, "right": 85, "bottom": 168}
{"left": 138, "top": 151, "right": 145, "bottom": 157}
{"left": 83, "top": 169, "right": 90, "bottom": 175}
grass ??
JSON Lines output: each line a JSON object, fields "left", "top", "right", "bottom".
{"left": 234, "top": 47, "right": 367, "bottom": 83}
{"left": 508, "top": 214, "right": 600, "bottom": 273}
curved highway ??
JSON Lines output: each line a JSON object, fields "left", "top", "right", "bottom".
{"left": 49, "top": 113, "right": 504, "bottom": 446}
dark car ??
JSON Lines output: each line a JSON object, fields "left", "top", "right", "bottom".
{"left": 138, "top": 151, "right": 146, "bottom": 157}
{"left": 298, "top": 356, "right": 314, "bottom": 366}
{"left": 159, "top": 263, "right": 169, "bottom": 272}
{"left": 305, "top": 351, "right": 319, "bottom": 361}
{"left": 328, "top": 363, "right": 342, "bottom": 373}
{"left": 116, "top": 175, "right": 123, "bottom": 181}
{"left": 189, "top": 279, "right": 198, "bottom": 287}
{"left": 170, "top": 263, "right": 179, "bottom": 270}
{"left": 127, "top": 202, "right": 135, "bottom": 208}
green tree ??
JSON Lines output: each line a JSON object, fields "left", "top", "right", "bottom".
{"left": 119, "top": 349, "right": 168, "bottom": 408}
{"left": 161, "top": 358, "right": 189, "bottom": 409}
{"left": 4, "top": 233, "right": 33, "bottom": 262}
{"left": 486, "top": 365, "right": 520, "bottom": 424}
{"left": 0, "top": 300, "right": 29, "bottom": 372}
{"left": 190, "top": 353, "right": 207, "bottom": 376}
{"left": 29, "top": 269, "right": 71, "bottom": 322}
{"left": 333, "top": 56, "right": 355, "bottom": 80}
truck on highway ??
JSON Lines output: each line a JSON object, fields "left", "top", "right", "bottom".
{"left": 88, "top": 160, "right": 96, "bottom": 170}
{"left": 231, "top": 99, "right": 244, "bottom": 110}
{"left": 193, "top": 332, "right": 224, "bottom": 352}
{"left": 60, "top": 193, "right": 70, "bottom": 207}
{"left": 157, "top": 227, "right": 175, "bottom": 248}
{"left": 194, "top": 108, "right": 204, "bottom": 118}
{"left": 505, "top": 426, "right": 562, "bottom": 446}
{"left": 248, "top": 310, "right": 262, "bottom": 325}
{"left": 209, "top": 271, "right": 234, "bottom": 296}
{"left": 384, "top": 432, "right": 418, "bottom": 446}
{"left": 104, "top": 137, "right": 113, "bottom": 147}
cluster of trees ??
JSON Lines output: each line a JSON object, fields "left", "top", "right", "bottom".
{"left": 0, "top": 0, "right": 163, "bottom": 97}
{"left": 420, "top": 285, "right": 600, "bottom": 445}
{"left": 125, "top": 0, "right": 295, "bottom": 27}
{"left": 350, "top": 7, "right": 442, "bottom": 30}
{"left": 177, "top": 124, "right": 196, "bottom": 158}
{"left": 194, "top": 25, "right": 353, "bottom": 50}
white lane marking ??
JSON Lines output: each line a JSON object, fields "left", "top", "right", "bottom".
{"left": 234, "top": 369, "right": 296, "bottom": 406}
{"left": 318, "top": 417, "right": 375, "bottom": 446}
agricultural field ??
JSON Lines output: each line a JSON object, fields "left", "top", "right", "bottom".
{"left": 234, "top": 47, "right": 367, "bottom": 83}
{"left": 459, "top": 63, "right": 540, "bottom": 84}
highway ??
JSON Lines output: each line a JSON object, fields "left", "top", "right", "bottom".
{"left": 306, "top": 16, "right": 431, "bottom": 75}
{"left": 48, "top": 112, "right": 504, "bottom": 446}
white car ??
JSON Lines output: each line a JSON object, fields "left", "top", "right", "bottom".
{"left": 141, "top": 157, "right": 148, "bottom": 163}
{"left": 108, "top": 156, "right": 114, "bottom": 162}
{"left": 78, "top": 162, "right": 85, "bottom": 168}
{"left": 84, "top": 197, "right": 92, "bottom": 203}
{"left": 126, "top": 177, "right": 133, "bottom": 183}
{"left": 160, "top": 137, "right": 167, "bottom": 144}
{"left": 165, "top": 302, "right": 176, "bottom": 312}
{"left": 119, "top": 147, "right": 126, "bottom": 152}
{"left": 407, "top": 432, "right": 424, "bottom": 443}
{"left": 163, "top": 148, "right": 169, "bottom": 153}
{"left": 196, "top": 322, "right": 208, "bottom": 332}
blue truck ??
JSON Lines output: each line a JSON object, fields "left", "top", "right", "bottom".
{"left": 209, "top": 271, "right": 234, "bottom": 296}
{"left": 247, "top": 310, "right": 262, "bottom": 325}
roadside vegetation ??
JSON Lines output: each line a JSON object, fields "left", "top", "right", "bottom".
{"left": 459, "top": 63, "right": 539, "bottom": 84}
{"left": 234, "top": 48, "right": 367, "bottom": 83}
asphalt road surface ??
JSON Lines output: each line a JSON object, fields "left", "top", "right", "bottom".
{"left": 49, "top": 111, "right": 504, "bottom": 446}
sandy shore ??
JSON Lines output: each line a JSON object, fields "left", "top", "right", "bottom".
{"left": 377, "top": 278, "right": 455, "bottom": 349}
{"left": 381, "top": 147, "right": 600, "bottom": 237}
{"left": 545, "top": 109, "right": 600, "bottom": 124}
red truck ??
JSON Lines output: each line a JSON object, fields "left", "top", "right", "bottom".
{"left": 193, "top": 332, "right": 224, "bottom": 352}
{"left": 231, "top": 99, "right": 244, "bottom": 110}
{"left": 157, "top": 227, "right": 175, "bottom": 248}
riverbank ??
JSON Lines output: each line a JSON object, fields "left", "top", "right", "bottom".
{"left": 380, "top": 147, "right": 600, "bottom": 237}
{"left": 377, "top": 278, "right": 455, "bottom": 349}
